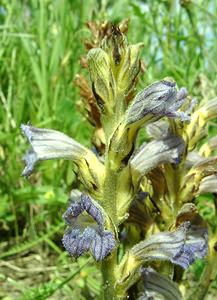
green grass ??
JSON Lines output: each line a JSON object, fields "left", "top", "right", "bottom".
{"left": 0, "top": 0, "right": 217, "bottom": 298}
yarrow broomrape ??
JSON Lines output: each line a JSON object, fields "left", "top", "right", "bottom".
{"left": 21, "top": 22, "right": 217, "bottom": 300}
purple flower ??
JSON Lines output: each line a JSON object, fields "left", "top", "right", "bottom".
{"left": 126, "top": 80, "right": 190, "bottom": 126}
{"left": 130, "top": 221, "right": 208, "bottom": 269}
{"left": 62, "top": 194, "right": 116, "bottom": 261}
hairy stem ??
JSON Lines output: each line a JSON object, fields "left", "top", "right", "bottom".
{"left": 101, "top": 94, "right": 126, "bottom": 299}
{"left": 101, "top": 252, "right": 119, "bottom": 300}
{"left": 101, "top": 156, "right": 119, "bottom": 299}
{"left": 103, "top": 161, "right": 118, "bottom": 224}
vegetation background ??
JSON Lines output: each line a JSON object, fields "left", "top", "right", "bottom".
{"left": 0, "top": 0, "right": 217, "bottom": 299}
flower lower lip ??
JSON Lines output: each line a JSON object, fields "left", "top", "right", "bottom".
{"left": 62, "top": 193, "right": 116, "bottom": 261}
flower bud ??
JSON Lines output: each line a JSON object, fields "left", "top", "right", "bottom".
{"left": 116, "top": 43, "right": 143, "bottom": 96}
{"left": 87, "top": 48, "right": 115, "bottom": 112}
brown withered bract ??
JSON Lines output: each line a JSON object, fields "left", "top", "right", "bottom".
{"left": 74, "top": 74, "right": 101, "bottom": 128}
{"left": 175, "top": 203, "right": 207, "bottom": 228}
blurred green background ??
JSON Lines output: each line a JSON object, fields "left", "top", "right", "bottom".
{"left": 0, "top": 0, "right": 217, "bottom": 299}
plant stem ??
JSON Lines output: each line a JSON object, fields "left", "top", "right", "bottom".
{"left": 101, "top": 172, "right": 119, "bottom": 300}
{"left": 101, "top": 252, "right": 119, "bottom": 300}
{"left": 101, "top": 93, "right": 126, "bottom": 299}
{"left": 101, "top": 155, "right": 119, "bottom": 299}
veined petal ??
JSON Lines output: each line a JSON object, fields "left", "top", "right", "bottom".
{"left": 125, "top": 80, "right": 189, "bottom": 126}
{"left": 130, "top": 136, "right": 184, "bottom": 177}
{"left": 146, "top": 120, "right": 169, "bottom": 139}
{"left": 180, "top": 157, "right": 217, "bottom": 201}
{"left": 185, "top": 151, "right": 204, "bottom": 168}
{"left": 130, "top": 221, "right": 207, "bottom": 269}
{"left": 171, "top": 227, "right": 208, "bottom": 269}
{"left": 63, "top": 191, "right": 84, "bottom": 225}
{"left": 91, "top": 229, "right": 116, "bottom": 261}
{"left": 185, "top": 225, "right": 208, "bottom": 259}
{"left": 198, "top": 174, "right": 217, "bottom": 194}
{"left": 63, "top": 194, "right": 105, "bottom": 229}
{"left": 175, "top": 203, "right": 208, "bottom": 264}
{"left": 117, "top": 223, "right": 188, "bottom": 289}
{"left": 141, "top": 267, "right": 182, "bottom": 300}
{"left": 107, "top": 82, "right": 187, "bottom": 166}
{"left": 62, "top": 226, "right": 115, "bottom": 261}
{"left": 62, "top": 194, "right": 116, "bottom": 261}
{"left": 117, "top": 221, "right": 207, "bottom": 295}
{"left": 80, "top": 194, "right": 104, "bottom": 231}
{"left": 130, "top": 222, "right": 189, "bottom": 266}
{"left": 21, "top": 124, "right": 88, "bottom": 177}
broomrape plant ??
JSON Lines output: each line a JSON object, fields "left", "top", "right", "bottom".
{"left": 21, "top": 23, "right": 217, "bottom": 300}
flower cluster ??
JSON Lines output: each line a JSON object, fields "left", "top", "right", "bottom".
{"left": 21, "top": 23, "right": 217, "bottom": 300}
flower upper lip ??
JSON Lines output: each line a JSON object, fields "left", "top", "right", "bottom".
{"left": 130, "top": 221, "right": 208, "bottom": 269}
{"left": 20, "top": 124, "right": 87, "bottom": 176}
{"left": 125, "top": 80, "right": 190, "bottom": 126}
{"left": 20, "top": 124, "right": 103, "bottom": 183}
